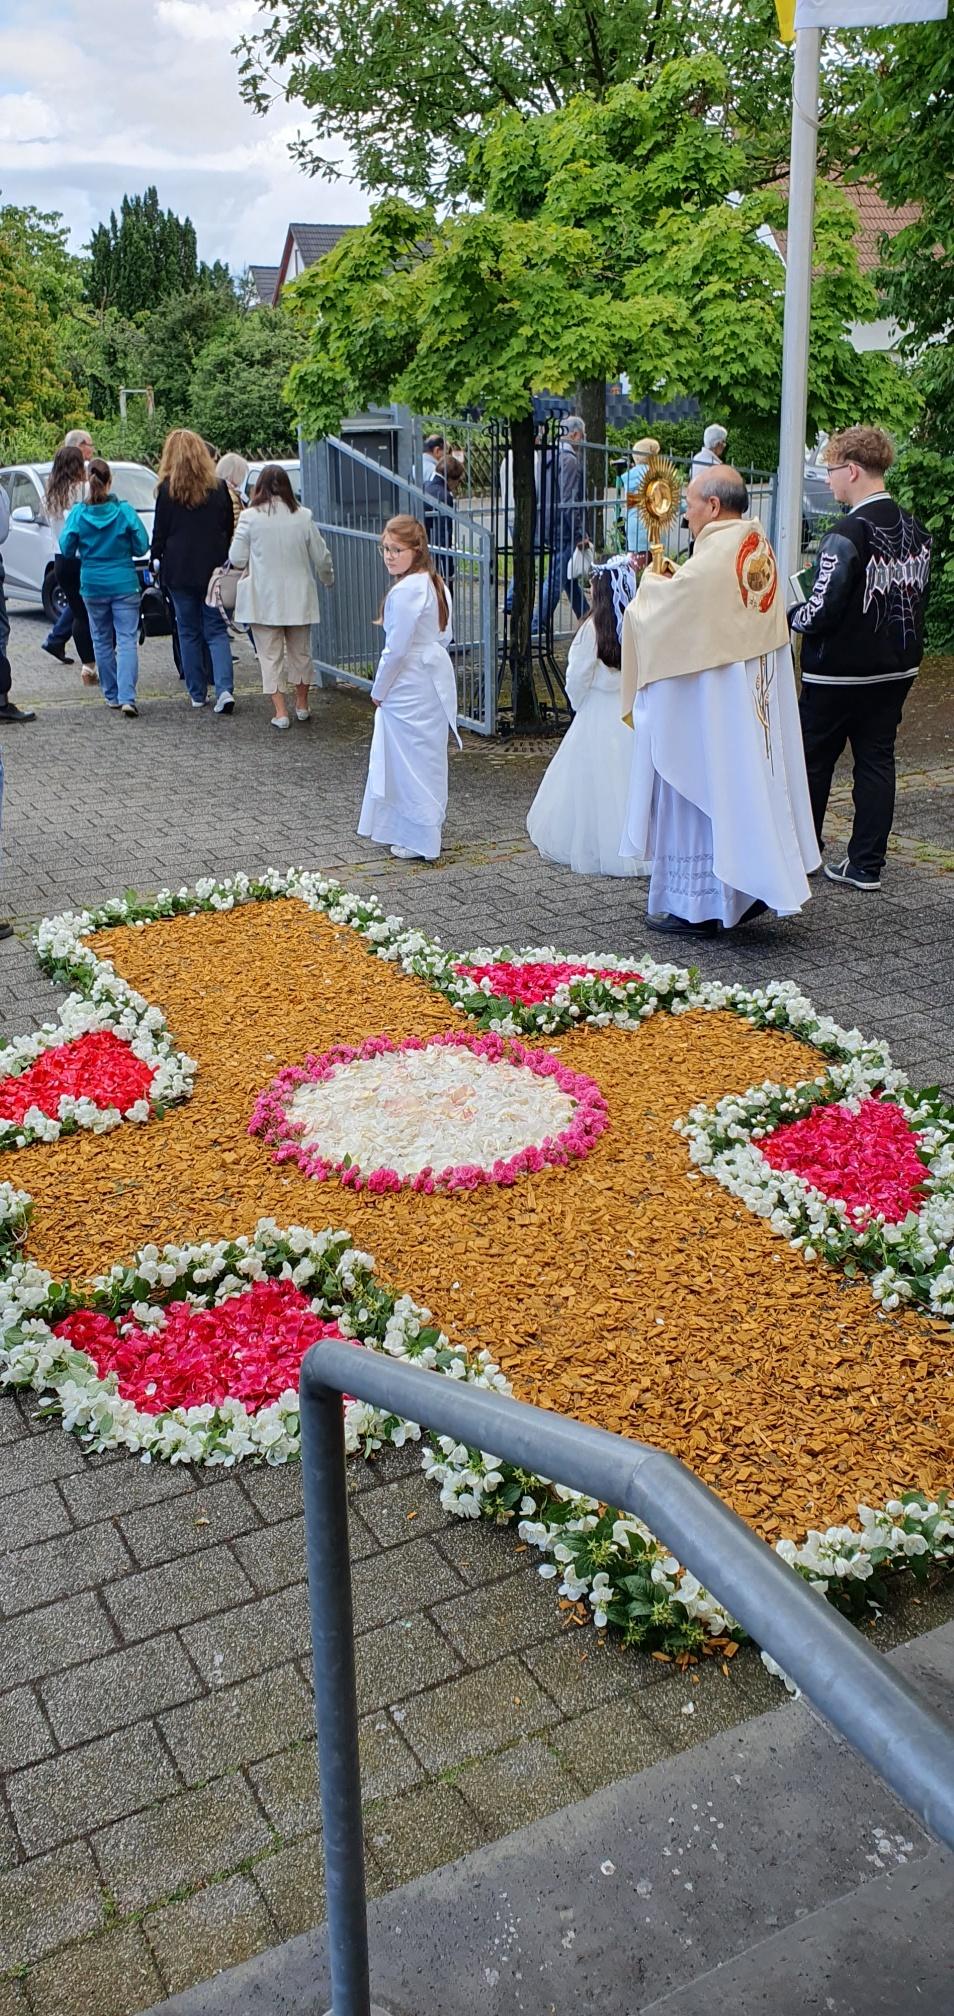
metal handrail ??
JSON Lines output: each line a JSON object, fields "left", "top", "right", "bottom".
{"left": 300, "top": 1339, "right": 954, "bottom": 2016}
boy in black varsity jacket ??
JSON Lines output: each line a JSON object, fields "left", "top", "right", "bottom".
{"left": 791, "top": 426, "right": 931, "bottom": 891}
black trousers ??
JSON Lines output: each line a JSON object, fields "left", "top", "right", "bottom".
{"left": 53, "top": 553, "right": 95, "bottom": 666}
{"left": 0, "top": 557, "right": 11, "bottom": 700}
{"left": 798, "top": 677, "right": 914, "bottom": 880}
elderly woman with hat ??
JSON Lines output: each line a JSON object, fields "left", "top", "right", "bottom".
{"left": 624, "top": 438, "right": 661, "bottom": 561}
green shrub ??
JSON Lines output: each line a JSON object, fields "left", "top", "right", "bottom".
{"left": 0, "top": 411, "right": 167, "bottom": 470}
{"left": 606, "top": 417, "right": 779, "bottom": 474}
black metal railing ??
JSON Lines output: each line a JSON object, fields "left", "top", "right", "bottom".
{"left": 300, "top": 1339, "right": 954, "bottom": 2016}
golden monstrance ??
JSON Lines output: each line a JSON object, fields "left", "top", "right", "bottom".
{"left": 632, "top": 456, "right": 682, "bottom": 574}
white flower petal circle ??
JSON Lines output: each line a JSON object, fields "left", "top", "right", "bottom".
{"left": 250, "top": 1031, "right": 609, "bottom": 1192}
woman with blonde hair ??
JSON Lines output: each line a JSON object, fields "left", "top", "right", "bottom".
{"left": 151, "top": 429, "right": 236, "bottom": 713}
{"left": 229, "top": 464, "right": 334, "bottom": 729}
{"left": 358, "top": 515, "right": 460, "bottom": 861}
{"left": 215, "top": 453, "right": 250, "bottom": 531}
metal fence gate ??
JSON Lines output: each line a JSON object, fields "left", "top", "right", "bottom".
{"left": 302, "top": 417, "right": 777, "bottom": 736}
{"left": 412, "top": 414, "right": 777, "bottom": 730}
{"left": 301, "top": 432, "right": 496, "bottom": 735}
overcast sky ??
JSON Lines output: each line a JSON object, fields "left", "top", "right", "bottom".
{"left": 0, "top": 0, "right": 371, "bottom": 275}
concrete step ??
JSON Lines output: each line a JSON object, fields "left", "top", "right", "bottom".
{"left": 149, "top": 1621, "right": 954, "bottom": 2016}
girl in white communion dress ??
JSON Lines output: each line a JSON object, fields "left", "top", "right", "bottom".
{"left": 526, "top": 556, "right": 649, "bottom": 877}
{"left": 358, "top": 515, "right": 461, "bottom": 862}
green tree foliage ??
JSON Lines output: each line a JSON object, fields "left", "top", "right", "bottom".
{"left": 61, "top": 309, "right": 151, "bottom": 423}
{"left": 0, "top": 190, "right": 303, "bottom": 464}
{"left": 189, "top": 308, "right": 306, "bottom": 456}
{"left": 85, "top": 186, "right": 230, "bottom": 318}
{"left": 237, "top": 0, "right": 809, "bottom": 202}
{"left": 289, "top": 63, "right": 913, "bottom": 699}
{"left": 57, "top": 282, "right": 241, "bottom": 431}
{"left": 856, "top": 22, "right": 954, "bottom": 649}
{"left": 0, "top": 205, "right": 83, "bottom": 434}
{"left": 291, "top": 67, "right": 915, "bottom": 442}
{"left": 857, "top": 21, "right": 952, "bottom": 358}
{"left": 140, "top": 282, "right": 241, "bottom": 415}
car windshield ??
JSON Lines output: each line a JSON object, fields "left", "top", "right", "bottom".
{"left": 249, "top": 465, "right": 301, "bottom": 499}
{"left": 110, "top": 467, "right": 158, "bottom": 511}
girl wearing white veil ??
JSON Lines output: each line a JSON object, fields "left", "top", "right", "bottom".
{"left": 527, "top": 557, "right": 649, "bottom": 878}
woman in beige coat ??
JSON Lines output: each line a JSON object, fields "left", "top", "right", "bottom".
{"left": 229, "top": 465, "right": 334, "bottom": 728}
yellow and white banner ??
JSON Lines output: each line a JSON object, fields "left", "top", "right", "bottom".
{"left": 793, "top": 0, "right": 947, "bottom": 24}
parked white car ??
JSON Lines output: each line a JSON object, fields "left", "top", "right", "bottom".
{"left": 0, "top": 461, "right": 158, "bottom": 620}
{"left": 243, "top": 460, "right": 301, "bottom": 503}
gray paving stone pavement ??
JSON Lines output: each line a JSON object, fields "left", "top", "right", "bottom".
{"left": 0, "top": 604, "right": 952, "bottom": 2011}
{"left": 146, "top": 1622, "right": 954, "bottom": 2016}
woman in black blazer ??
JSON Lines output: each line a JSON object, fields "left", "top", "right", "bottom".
{"left": 151, "top": 430, "right": 236, "bottom": 714}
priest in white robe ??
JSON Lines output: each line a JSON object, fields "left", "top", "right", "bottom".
{"left": 620, "top": 468, "right": 820, "bottom": 934}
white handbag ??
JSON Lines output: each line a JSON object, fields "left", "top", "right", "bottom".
{"left": 567, "top": 543, "right": 594, "bottom": 584}
{"left": 206, "top": 565, "right": 246, "bottom": 618}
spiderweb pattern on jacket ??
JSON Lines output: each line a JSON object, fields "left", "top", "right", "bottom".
{"left": 862, "top": 515, "right": 931, "bottom": 654}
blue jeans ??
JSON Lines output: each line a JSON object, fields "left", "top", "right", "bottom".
{"left": 532, "top": 544, "right": 588, "bottom": 632}
{"left": 86, "top": 595, "right": 140, "bottom": 707}
{"left": 169, "top": 590, "right": 233, "bottom": 704}
{"left": 45, "top": 599, "right": 73, "bottom": 650}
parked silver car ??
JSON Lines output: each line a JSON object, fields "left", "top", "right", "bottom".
{"left": 803, "top": 442, "right": 839, "bottom": 545}
{"left": 243, "top": 459, "right": 301, "bottom": 503}
{"left": 0, "top": 461, "right": 158, "bottom": 620}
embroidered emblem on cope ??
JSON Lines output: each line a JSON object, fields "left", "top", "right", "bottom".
{"left": 736, "top": 528, "right": 778, "bottom": 614}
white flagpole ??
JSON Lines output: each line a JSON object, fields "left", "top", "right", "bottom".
{"left": 775, "top": 26, "right": 822, "bottom": 590}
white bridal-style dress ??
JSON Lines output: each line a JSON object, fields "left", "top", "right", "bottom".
{"left": 526, "top": 621, "right": 649, "bottom": 877}
{"left": 358, "top": 573, "right": 461, "bottom": 861}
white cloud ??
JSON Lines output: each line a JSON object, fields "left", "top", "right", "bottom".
{"left": 0, "top": 0, "right": 370, "bottom": 271}
{"left": 0, "top": 92, "right": 60, "bottom": 142}
{"left": 155, "top": 0, "right": 259, "bottom": 44}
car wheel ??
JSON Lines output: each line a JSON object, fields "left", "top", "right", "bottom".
{"left": 41, "top": 570, "right": 67, "bottom": 624}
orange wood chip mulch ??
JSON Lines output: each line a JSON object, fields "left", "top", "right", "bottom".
{"left": 20, "top": 899, "right": 953, "bottom": 1540}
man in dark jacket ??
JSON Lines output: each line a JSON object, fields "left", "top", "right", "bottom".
{"left": 533, "top": 416, "right": 590, "bottom": 634}
{"left": 0, "top": 489, "right": 36, "bottom": 723}
{"left": 791, "top": 425, "right": 930, "bottom": 891}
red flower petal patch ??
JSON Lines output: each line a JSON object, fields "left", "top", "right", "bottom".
{"left": 759, "top": 1097, "right": 927, "bottom": 1224}
{"left": 455, "top": 959, "right": 643, "bottom": 1006}
{"left": 0, "top": 1031, "right": 155, "bottom": 1124}
{"left": 53, "top": 1277, "right": 345, "bottom": 1414}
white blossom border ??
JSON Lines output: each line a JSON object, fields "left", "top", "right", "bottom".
{"left": 31, "top": 874, "right": 929, "bottom": 1094}
{"left": 677, "top": 1074, "right": 954, "bottom": 1325}
{"left": 10, "top": 881, "right": 952, "bottom": 1668}
{"left": 0, "top": 977, "right": 195, "bottom": 1153}
{"left": 0, "top": 1211, "right": 509, "bottom": 1468}
{"left": 0, "top": 1183, "right": 950, "bottom": 1670}
{"left": 34, "top": 870, "right": 699, "bottom": 1043}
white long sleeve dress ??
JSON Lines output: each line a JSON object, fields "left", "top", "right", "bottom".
{"left": 358, "top": 573, "right": 461, "bottom": 860}
{"left": 526, "top": 621, "right": 649, "bottom": 877}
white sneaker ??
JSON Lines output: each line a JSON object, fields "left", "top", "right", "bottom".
{"left": 191, "top": 699, "right": 207, "bottom": 710}
{"left": 271, "top": 715, "right": 290, "bottom": 731}
{"left": 390, "top": 844, "right": 425, "bottom": 860}
{"left": 295, "top": 707, "right": 310, "bottom": 722}
{"left": 214, "top": 692, "right": 235, "bottom": 714}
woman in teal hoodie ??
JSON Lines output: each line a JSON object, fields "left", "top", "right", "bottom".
{"left": 61, "top": 460, "right": 148, "bottom": 716}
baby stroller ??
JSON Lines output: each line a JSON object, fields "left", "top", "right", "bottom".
{"left": 137, "top": 561, "right": 176, "bottom": 652}
{"left": 139, "top": 562, "right": 213, "bottom": 686}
